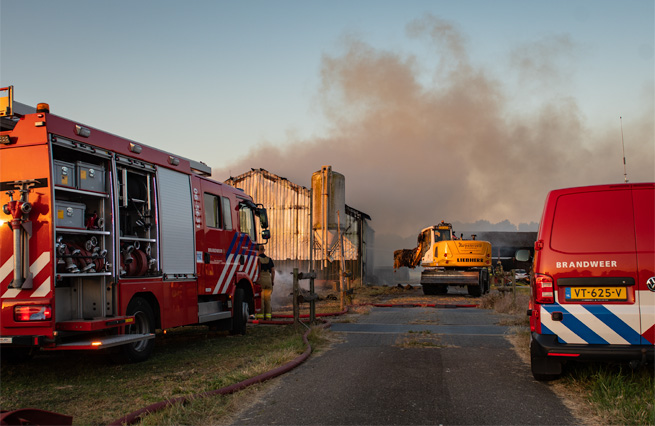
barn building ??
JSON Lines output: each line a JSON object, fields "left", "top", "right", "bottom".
{"left": 224, "top": 166, "right": 373, "bottom": 287}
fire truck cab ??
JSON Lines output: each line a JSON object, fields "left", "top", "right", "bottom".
{"left": 0, "top": 86, "right": 269, "bottom": 362}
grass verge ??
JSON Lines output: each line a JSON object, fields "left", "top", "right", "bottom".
{"left": 0, "top": 324, "right": 332, "bottom": 425}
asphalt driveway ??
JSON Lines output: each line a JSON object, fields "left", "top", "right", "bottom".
{"left": 232, "top": 306, "right": 577, "bottom": 425}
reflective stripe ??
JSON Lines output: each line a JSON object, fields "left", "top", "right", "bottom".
{"left": 0, "top": 256, "right": 13, "bottom": 284}
{"left": 542, "top": 305, "right": 609, "bottom": 344}
{"left": 584, "top": 304, "right": 642, "bottom": 344}
{"left": 31, "top": 277, "right": 51, "bottom": 298}
{"left": 1, "top": 252, "right": 51, "bottom": 299}
{"left": 540, "top": 301, "right": 645, "bottom": 345}
{"left": 213, "top": 234, "right": 240, "bottom": 294}
{"left": 217, "top": 234, "right": 246, "bottom": 294}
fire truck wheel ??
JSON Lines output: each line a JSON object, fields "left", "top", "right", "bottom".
{"left": 230, "top": 288, "right": 248, "bottom": 335}
{"left": 122, "top": 297, "right": 155, "bottom": 362}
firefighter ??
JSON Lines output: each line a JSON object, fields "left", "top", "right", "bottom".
{"left": 494, "top": 260, "right": 505, "bottom": 286}
{"left": 256, "top": 244, "right": 275, "bottom": 320}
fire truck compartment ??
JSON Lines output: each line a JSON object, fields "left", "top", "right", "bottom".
{"left": 75, "top": 161, "right": 105, "bottom": 192}
{"left": 53, "top": 159, "right": 76, "bottom": 188}
{"left": 54, "top": 200, "right": 86, "bottom": 228}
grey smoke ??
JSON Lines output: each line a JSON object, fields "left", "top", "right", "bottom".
{"left": 214, "top": 14, "right": 655, "bottom": 266}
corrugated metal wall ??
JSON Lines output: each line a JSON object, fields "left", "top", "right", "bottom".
{"left": 225, "top": 169, "right": 312, "bottom": 261}
{"left": 224, "top": 168, "right": 372, "bottom": 284}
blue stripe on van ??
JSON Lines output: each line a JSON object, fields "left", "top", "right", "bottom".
{"left": 543, "top": 305, "right": 609, "bottom": 345}
{"left": 540, "top": 323, "right": 565, "bottom": 343}
{"left": 583, "top": 304, "right": 642, "bottom": 345}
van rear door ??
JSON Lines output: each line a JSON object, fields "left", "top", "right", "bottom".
{"left": 542, "top": 186, "right": 642, "bottom": 345}
{"left": 632, "top": 184, "right": 655, "bottom": 345}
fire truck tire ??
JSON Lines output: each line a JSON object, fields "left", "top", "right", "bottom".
{"left": 230, "top": 288, "right": 248, "bottom": 335}
{"left": 122, "top": 297, "right": 155, "bottom": 362}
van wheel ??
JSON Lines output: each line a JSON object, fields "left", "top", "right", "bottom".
{"left": 230, "top": 288, "right": 248, "bottom": 335}
{"left": 532, "top": 371, "right": 561, "bottom": 381}
{"left": 530, "top": 339, "right": 562, "bottom": 381}
{"left": 531, "top": 358, "right": 562, "bottom": 381}
{"left": 121, "top": 297, "right": 155, "bottom": 362}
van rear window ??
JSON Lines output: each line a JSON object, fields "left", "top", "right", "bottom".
{"left": 551, "top": 190, "right": 635, "bottom": 253}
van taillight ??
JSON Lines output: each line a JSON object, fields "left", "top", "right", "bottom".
{"left": 14, "top": 305, "right": 52, "bottom": 321}
{"left": 535, "top": 274, "right": 554, "bottom": 304}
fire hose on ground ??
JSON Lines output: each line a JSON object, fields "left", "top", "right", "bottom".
{"left": 108, "top": 320, "right": 332, "bottom": 426}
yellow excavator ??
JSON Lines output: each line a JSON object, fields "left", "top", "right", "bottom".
{"left": 394, "top": 221, "right": 492, "bottom": 296}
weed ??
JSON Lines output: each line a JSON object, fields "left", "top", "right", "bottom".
{"left": 563, "top": 363, "right": 655, "bottom": 425}
{"left": 395, "top": 332, "right": 447, "bottom": 349}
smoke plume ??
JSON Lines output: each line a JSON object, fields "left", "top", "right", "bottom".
{"left": 214, "top": 14, "right": 655, "bottom": 266}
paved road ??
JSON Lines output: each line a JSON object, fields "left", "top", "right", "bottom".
{"left": 232, "top": 306, "right": 577, "bottom": 425}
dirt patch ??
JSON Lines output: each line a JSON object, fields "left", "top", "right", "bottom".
{"left": 394, "top": 331, "right": 455, "bottom": 349}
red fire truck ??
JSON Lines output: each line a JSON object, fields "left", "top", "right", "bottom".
{"left": 0, "top": 86, "right": 270, "bottom": 362}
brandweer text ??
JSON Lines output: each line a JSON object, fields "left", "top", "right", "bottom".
{"left": 556, "top": 260, "right": 617, "bottom": 268}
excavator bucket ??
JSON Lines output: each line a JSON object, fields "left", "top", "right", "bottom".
{"left": 393, "top": 248, "right": 420, "bottom": 270}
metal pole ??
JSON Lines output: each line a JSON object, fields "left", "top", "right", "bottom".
{"left": 338, "top": 211, "right": 346, "bottom": 311}
{"left": 293, "top": 268, "right": 299, "bottom": 325}
{"left": 309, "top": 187, "right": 315, "bottom": 324}
{"left": 323, "top": 166, "right": 329, "bottom": 269}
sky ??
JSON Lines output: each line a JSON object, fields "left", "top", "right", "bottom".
{"left": 1, "top": 0, "right": 653, "bottom": 261}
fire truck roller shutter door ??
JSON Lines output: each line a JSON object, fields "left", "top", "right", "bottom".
{"left": 157, "top": 167, "right": 195, "bottom": 276}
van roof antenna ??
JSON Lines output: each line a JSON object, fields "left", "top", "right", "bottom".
{"left": 620, "top": 116, "right": 629, "bottom": 183}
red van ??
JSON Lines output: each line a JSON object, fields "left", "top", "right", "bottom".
{"left": 517, "top": 183, "right": 654, "bottom": 380}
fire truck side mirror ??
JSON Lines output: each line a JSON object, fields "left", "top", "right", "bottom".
{"left": 257, "top": 206, "right": 269, "bottom": 229}
{"left": 261, "top": 229, "right": 271, "bottom": 240}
